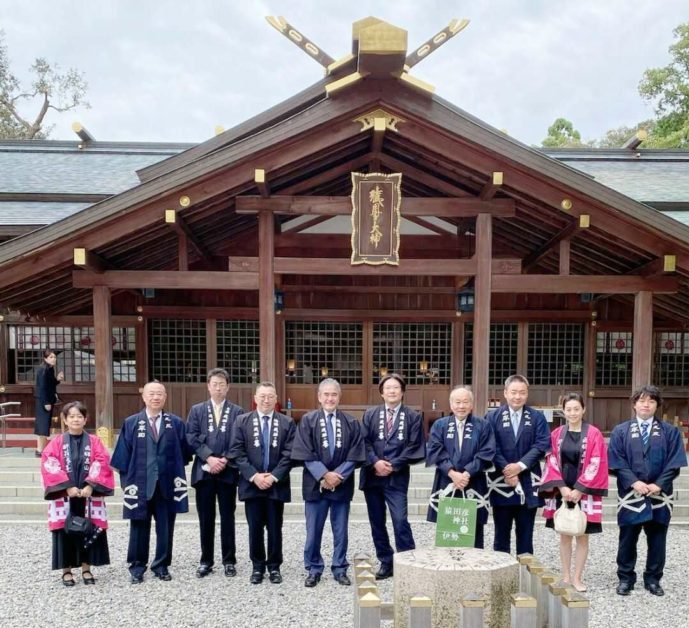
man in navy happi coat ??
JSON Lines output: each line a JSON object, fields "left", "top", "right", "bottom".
{"left": 291, "top": 378, "right": 365, "bottom": 588}
{"left": 486, "top": 374, "right": 550, "bottom": 555}
{"left": 609, "top": 385, "right": 687, "bottom": 597}
{"left": 427, "top": 386, "right": 495, "bottom": 548}
{"left": 186, "top": 368, "right": 244, "bottom": 578}
{"left": 359, "top": 373, "right": 425, "bottom": 578}
{"left": 229, "top": 381, "right": 295, "bottom": 584}
{"left": 111, "top": 381, "right": 191, "bottom": 583}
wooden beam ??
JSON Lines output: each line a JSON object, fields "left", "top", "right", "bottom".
{"left": 405, "top": 216, "right": 455, "bottom": 236}
{"left": 235, "top": 195, "right": 516, "bottom": 217}
{"left": 473, "top": 214, "right": 492, "bottom": 415}
{"left": 73, "top": 248, "right": 110, "bottom": 273}
{"left": 479, "top": 171, "right": 503, "bottom": 201}
{"left": 405, "top": 19, "right": 470, "bottom": 69}
{"left": 559, "top": 238, "right": 571, "bottom": 275}
{"left": 492, "top": 274, "right": 678, "bottom": 294}
{"left": 280, "top": 215, "right": 331, "bottom": 234}
{"left": 255, "top": 168, "right": 271, "bottom": 198}
{"left": 229, "top": 256, "right": 522, "bottom": 276}
{"left": 259, "top": 210, "right": 276, "bottom": 382}
{"left": 93, "top": 286, "right": 113, "bottom": 437}
{"left": 371, "top": 117, "right": 385, "bottom": 155}
{"left": 164, "top": 209, "right": 214, "bottom": 267}
{"left": 378, "top": 153, "right": 472, "bottom": 197}
{"left": 73, "top": 270, "right": 258, "bottom": 290}
{"left": 632, "top": 291, "right": 653, "bottom": 389}
{"left": 522, "top": 223, "right": 578, "bottom": 271}
{"left": 177, "top": 232, "right": 188, "bottom": 271}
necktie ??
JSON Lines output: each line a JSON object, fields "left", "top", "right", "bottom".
{"left": 641, "top": 421, "right": 650, "bottom": 447}
{"left": 213, "top": 404, "right": 221, "bottom": 427}
{"left": 326, "top": 413, "right": 335, "bottom": 456}
{"left": 511, "top": 411, "right": 520, "bottom": 437}
{"left": 262, "top": 416, "right": 271, "bottom": 471}
{"left": 149, "top": 416, "right": 159, "bottom": 442}
{"left": 386, "top": 408, "right": 394, "bottom": 437}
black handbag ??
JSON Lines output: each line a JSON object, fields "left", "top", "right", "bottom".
{"left": 65, "top": 499, "right": 94, "bottom": 537}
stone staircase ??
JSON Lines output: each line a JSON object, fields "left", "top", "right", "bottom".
{"left": 2, "top": 448, "right": 689, "bottom": 524}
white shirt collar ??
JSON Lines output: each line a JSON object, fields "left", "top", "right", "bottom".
{"left": 259, "top": 411, "right": 275, "bottom": 420}
{"left": 636, "top": 416, "right": 653, "bottom": 427}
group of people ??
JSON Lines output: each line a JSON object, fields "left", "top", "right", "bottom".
{"left": 39, "top": 364, "right": 687, "bottom": 598}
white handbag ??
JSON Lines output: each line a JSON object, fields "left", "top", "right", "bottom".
{"left": 553, "top": 502, "right": 587, "bottom": 536}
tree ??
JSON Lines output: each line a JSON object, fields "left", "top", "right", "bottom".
{"left": 541, "top": 117, "right": 589, "bottom": 148}
{"left": 0, "top": 31, "right": 89, "bottom": 139}
{"left": 638, "top": 22, "right": 689, "bottom": 148}
{"left": 596, "top": 120, "right": 656, "bottom": 148}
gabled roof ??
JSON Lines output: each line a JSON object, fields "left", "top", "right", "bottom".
{"left": 0, "top": 75, "right": 689, "bottom": 321}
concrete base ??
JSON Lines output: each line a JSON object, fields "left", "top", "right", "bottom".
{"left": 394, "top": 547, "right": 518, "bottom": 628}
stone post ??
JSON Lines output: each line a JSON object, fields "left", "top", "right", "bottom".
{"left": 409, "top": 596, "right": 432, "bottom": 628}
{"left": 548, "top": 580, "right": 573, "bottom": 628}
{"left": 537, "top": 571, "right": 558, "bottom": 628}
{"left": 561, "top": 590, "right": 589, "bottom": 628}
{"left": 461, "top": 594, "right": 487, "bottom": 628}
{"left": 510, "top": 594, "right": 537, "bottom": 628}
{"left": 357, "top": 592, "right": 382, "bottom": 628}
{"left": 517, "top": 554, "right": 535, "bottom": 594}
{"left": 528, "top": 562, "right": 546, "bottom": 599}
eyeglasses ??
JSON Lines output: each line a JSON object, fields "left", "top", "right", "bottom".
{"left": 256, "top": 394, "right": 277, "bottom": 401}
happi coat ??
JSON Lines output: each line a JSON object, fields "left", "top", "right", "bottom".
{"left": 540, "top": 423, "right": 608, "bottom": 523}
{"left": 41, "top": 433, "right": 115, "bottom": 531}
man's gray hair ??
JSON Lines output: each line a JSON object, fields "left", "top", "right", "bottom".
{"left": 318, "top": 378, "right": 341, "bottom": 394}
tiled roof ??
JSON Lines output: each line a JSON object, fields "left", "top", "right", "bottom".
{"left": 0, "top": 202, "right": 91, "bottom": 225}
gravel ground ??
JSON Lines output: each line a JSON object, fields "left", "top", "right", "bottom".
{"left": 1, "top": 518, "right": 688, "bottom": 628}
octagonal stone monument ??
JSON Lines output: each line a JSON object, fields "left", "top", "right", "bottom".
{"left": 394, "top": 547, "right": 519, "bottom": 628}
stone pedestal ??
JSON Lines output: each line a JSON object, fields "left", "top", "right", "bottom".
{"left": 394, "top": 548, "right": 518, "bottom": 628}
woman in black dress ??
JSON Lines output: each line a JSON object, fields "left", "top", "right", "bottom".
{"left": 34, "top": 349, "right": 64, "bottom": 456}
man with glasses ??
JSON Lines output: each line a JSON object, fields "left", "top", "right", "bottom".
{"left": 229, "top": 382, "right": 295, "bottom": 584}
{"left": 291, "top": 378, "right": 365, "bottom": 588}
{"left": 186, "top": 368, "right": 244, "bottom": 578}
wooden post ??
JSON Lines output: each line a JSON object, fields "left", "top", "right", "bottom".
{"left": 258, "top": 210, "right": 276, "bottom": 382}
{"left": 409, "top": 596, "right": 432, "bottom": 628}
{"left": 0, "top": 318, "right": 8, "bottom": 388}
{"left": 548, "top": 580, "right": 573, "bottom": 628}
{"left": 517, "top": 554, "right": 535, "bottom": 594}
{"left": 561, "top": 591, "right": 590, "bottom": 628}
{"left": 510, "top": 594, "right": 537, "bottom": 628}
{"left": 559, "top": 238, "right": 570, "bottom": 275}
{"left": 93, "top": 286, "right": 114, "bottom": 446}
{"left": 473, "top": 213, "right": 492, "bottom": 414}
{"left": 461, "top": 594, "right": 486, "bottom": 628}
{"left": 357, "top": 592, "right": 381, "bottom": 628}
{"left": 537, "top": 571, "right": 558, "bottom": 627}
{"left": 632, "top": 290, "right": 653, "bottom": 389}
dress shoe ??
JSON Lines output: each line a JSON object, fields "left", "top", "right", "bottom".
{"left": 334, "top": 573, "right": 351, "bottom": 586}
{"left": 154, "top": 570, "right": 172, "bottom": 581}
{"left": 375, "top": 565, "right": 393, "bottom": 580}
{"left": 62, "top": 572, "right": 76, "bottom": 587}
{"left": 130, "top": 574, "right": 144, "bottom": 584}
{"left": 35, "top": 450, "right": 42, "bottom": 458}
{"left": 616, "top": 581, "right": 634, "bottom": 596}
{"left": 304, "top": 573, "right": 321, "bottom": 588}
{"left": 645, "top": 582, "right": 665, "bottom": 596}
{"left": 269, "top": 570, "right": 282, "bottom": 584}
{"left": 82, "top": 570, "right": 96, "bottom": 585}
{"left": 250, "top": 571, "right": 264, "bottom": 584}
{"left": 224, "top": 564, "right": 237, "bottom": 577}
{"left": 196, "top": 564, "right": 213, "bottom": 578}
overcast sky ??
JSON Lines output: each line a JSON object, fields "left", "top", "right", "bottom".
{"left": 1, "top": 0, "right": 686, "bottom": 146}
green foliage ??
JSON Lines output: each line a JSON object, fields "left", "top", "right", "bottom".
{"left": 638, "top": 23, "right": 689, "bottom": 148}
{"left": 0, "top": 31, "right": 89, "bottom": 139}
{"left": 541, "top": 117, "right": 589, "bottom": 148}
{"left": 596, "top": 120, "right": 656, "bottom": 148}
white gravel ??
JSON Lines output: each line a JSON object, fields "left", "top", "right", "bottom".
{"left": 2, "top": 519, "right": 688, "bottom": 627}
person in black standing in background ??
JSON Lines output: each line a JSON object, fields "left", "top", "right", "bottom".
{"left": 34, "top": 349, "right": 64, "bottom": 457}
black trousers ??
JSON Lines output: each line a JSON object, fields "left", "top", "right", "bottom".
{"left": 244, "top": 497, "right": 285, "bottom": 572}
{"left": 492, "top": 504, "right": 537, "bottom": 555}
{"left": 617, "top": 520, "right": 668, "bottom": 585}
{"left": 195, "top": 477, "right": 237, "bottom": 566}
{"left": 127, "top": 486, "right": 176, "bottom": 577}
{"left": 363, "top": 485, "right": 415, "bottom": 567}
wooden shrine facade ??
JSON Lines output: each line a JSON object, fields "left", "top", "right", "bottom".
{"left": 1, "top": 17, "right": 689, "bottom": 437}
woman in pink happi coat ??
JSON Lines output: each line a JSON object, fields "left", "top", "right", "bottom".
{"left": 540, "top": 393, "right": 608, "bottom": 592}
{"left": 41, "top": 401, "right": 114, "bottom": 586}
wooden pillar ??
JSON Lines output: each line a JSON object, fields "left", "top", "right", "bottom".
{"left": 472, "top": 213, "right": 492, "bottom": 415}
{"left": 559, "top": 238, "right": 570, "bottom": 275}
{"left": 632, "top": 290, "right": 653, "bottom": 389}
{"left": 135, "top": 315, "right": 148, "bottom": 387}
{"left": 0, "top": 318, "right": 8, "bottom": 388}
{"left": 258, "top": 210, "right": 276, "bottom": 382}
{"left": 178, "top": 232, "right": 188, "bottom": 271}
{"left": 93, "top": 287, "right": 114, "bottom": 441}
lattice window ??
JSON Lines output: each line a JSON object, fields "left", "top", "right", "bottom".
{"left": 7, "top": 325, "right": 136, "bottom": 383}
{"left": 372, "top": 323, "right": 451, "bottom": 385}
{"left": 595, "top": 331, "right": 632, "bottom": 387}
{"left": 149, "top": 319, "right": 206, "bottom": 383}
{"left": 285, "top": 322, "right": 362, "bottom": 385}
{"left": 464, "top": 323, "right": 519, "bottom": 386}
{"left": 653, "top": 332, "right": 689, "bottom": 387}
{"left": 528, "top": 323, "right": 584, "bottom": 386}
{"left": 217, "top": 320, "right": 260, "bottom": 384}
